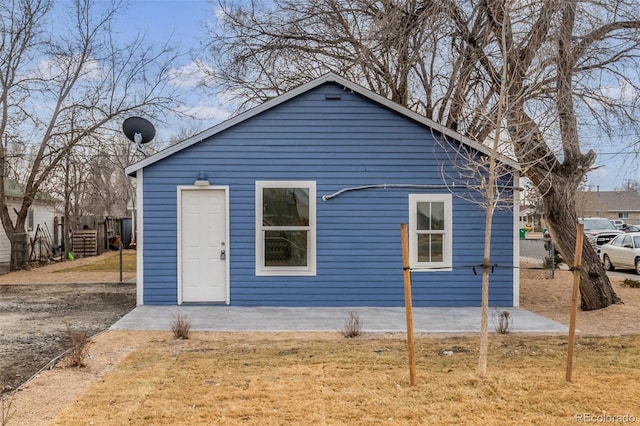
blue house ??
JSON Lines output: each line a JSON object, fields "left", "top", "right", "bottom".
{"left": 125, "top": 74, "right": 521, "bottom": 307}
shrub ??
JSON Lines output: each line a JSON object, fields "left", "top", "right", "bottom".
{"left": 621, "top": 278, "right": 640, "bottom": 288}
{"left": 542, "top": 253, "right": 564, "bottom": 269}
{"left": 492, "top": 310, "right": 513, "bottom": 334}
{"left": 341, "top": 311, "right": 362, "bottom": 338}
{"left": 171, "top": 313, "right": 191, "bottom": 339}
{"left": 65, "top": 327, "right": 88, "bottom": 368}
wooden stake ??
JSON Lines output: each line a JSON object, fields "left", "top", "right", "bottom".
{"left": 401, "top": 223, "right": 417, "bottom": 386}
{"left": 566, "top": 223, "right": 584, "bottom": 382}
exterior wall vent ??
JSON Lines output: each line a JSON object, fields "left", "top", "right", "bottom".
{"left": 325, "top": 94, "right": 342, "bottom": 100}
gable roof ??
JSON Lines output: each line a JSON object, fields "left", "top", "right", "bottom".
{"left": 125, "top": 73, "right": 520, "bottom": 176}
{"left": 3, "top": 178, "right": 57, "bottom": 204}
{"left": 578, "top": 190, "right": 640, "bottom": 213}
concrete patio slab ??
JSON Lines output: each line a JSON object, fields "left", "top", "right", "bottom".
{"left": 111, "top": 306, "right": 568, "bottom": 334}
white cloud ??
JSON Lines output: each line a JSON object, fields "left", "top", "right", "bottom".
{"left": 167, "top": 60, "right": 214, "bottom": 88}
{"left": 31, "top": 55, "right": 106, "bottom": 81}
{"left": 598, "top": 80, "right": 638, "bottom": 102}
{"left": 213, "top": 5, "right": 227, "bottom": 22}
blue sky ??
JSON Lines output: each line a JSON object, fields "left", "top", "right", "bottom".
{"left": 108, "top": 1, "right": 634, "bottom": 191}
{"left": 588, "top": 152, "right": 637, "bottom": 191}
{"left": 111, "top": 0, "right": 230, "bottom": 138}
{"left": 115, "top": 0, "right": 210, "bottom": 58}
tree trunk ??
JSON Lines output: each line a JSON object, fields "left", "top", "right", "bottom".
{"left": 541, "top": 183, "right": 622, "bottom": 310}
{"left": 0, "top": 194, "right": 30, "bottom": 272}
{"left": 507, "top": 102, "right": 621, "bottom": 311}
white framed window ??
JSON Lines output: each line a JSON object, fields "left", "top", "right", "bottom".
{"left": 256, "top": 181, "right": 316, "bottom": 276}
{"left": 409, "top": 194, "right": 453, "bottom": 271}
{"left": 619, "top": 213, "right": 629, "bottom": 219}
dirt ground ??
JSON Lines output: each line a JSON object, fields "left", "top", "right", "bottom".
{"left": 1, "top": 258, "right": 639, "bottom": 425}
{"left": 518, "top": 262, "right": 640, "bottom": 336}
{"left": 0, "top": 253, "right": 136, "bottom": 394}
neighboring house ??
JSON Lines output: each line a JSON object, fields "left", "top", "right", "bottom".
{"left": 126, "top": 73, "right": 521, "bottom": 307}
{"left": 576, "top": 190, "right": 640, "bottom": 223}
{"left": 519, "top": 205, "right": 545, "bottom": 231}
{"left": 0, "top": 179, "right": 58, "bottom": 273}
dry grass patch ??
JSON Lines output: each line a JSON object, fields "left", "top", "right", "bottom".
{"left": 55, "top": 333, "right": 640, "bottom": 425}
{"left": 54, "top": 251, "right": 136, "bottom": 273}
{"left": 63, "top": 327, "right": 89, "bottom": 368}
{"left": 170, "top": 313, "right": 192, "bottom": 340}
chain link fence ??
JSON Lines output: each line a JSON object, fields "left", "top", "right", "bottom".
{"left": 519, "top": 232, "right": 564, "bottom": 278}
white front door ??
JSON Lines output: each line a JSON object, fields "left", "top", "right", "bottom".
{"left": 180, "top": 188, "right": 228, "bottom": 303}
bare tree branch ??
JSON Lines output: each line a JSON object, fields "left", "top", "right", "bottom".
{"left": 0, "top": 0, "right": 183, "bottom": 269}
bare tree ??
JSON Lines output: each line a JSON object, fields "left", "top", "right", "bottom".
{"left": 44, "top": 125, "right": 194, "bottom": 257}
{"left": 0, "top": 0, "right": 182, "bottom": 269}
{"left": 479, "top": 0, "right": 639, "bottom": 309}
{"left": 203, "top": 0, "right": 447, "bottom": 113}
{"left": 203, "top": 0, "right": 640, "bottom": 310}
{"left": 78, "top": 140, "right": 133, "bottom": 218}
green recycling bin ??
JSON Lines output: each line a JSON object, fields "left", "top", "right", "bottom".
{"left": 519, "top": 228, "right": 527, "bottom": 239}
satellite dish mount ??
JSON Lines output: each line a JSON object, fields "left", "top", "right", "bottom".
{"left": 123, "top": 116, "right": 156, "bottom": 157}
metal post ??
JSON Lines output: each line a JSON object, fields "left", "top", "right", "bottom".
{"left": 550, "top": 242, "right": 555, "bottom": 279}
{"left": 119, "top": 219, "right": 123, "bottom": 284}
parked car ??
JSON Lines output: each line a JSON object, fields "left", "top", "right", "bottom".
{"left": 611, "top": 219, "right": 626, "bottom": 230}
{"left": 579, "top": 217, "right": 624, "bottom": 253}
{"left": 600, "top": 232, "right": 640, "bottom": 274}
{"left": 626, "top": 224, "right": 640, "bottom": 232}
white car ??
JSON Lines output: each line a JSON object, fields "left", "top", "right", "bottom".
{"left": 611, "top": 219, "right": 625, "bottom": 230}
{"left": 600, "top": 232, "right": 640, "bottom": 274}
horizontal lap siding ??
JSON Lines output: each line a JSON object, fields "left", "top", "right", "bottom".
{"left": 142, "top": 82, "right": 514, "bottom": 306}
{"left": 142, "top": 192, "right": 178, "bottom": 305}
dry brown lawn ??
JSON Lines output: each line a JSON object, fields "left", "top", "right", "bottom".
{"left": 55, "top": 251, "right": 136, "bottom": 274}
{"left": 4, "top": 261, "right": 640, "bottom": 425}
{"left": 0, "top": 251, "right": 136, "bottom": 285}
{"left": 50, "top": 332, "right": 640, "bottom": 426}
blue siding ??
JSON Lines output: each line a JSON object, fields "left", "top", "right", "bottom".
{"left": 141, "top": 82, "right": 515, "bottom": 307}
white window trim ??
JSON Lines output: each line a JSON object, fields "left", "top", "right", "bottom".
{"left": 255, "top": 181, "right": 316, "bottom": 276}
{"left": 409, "top": 194, "right": 453, "bottom": 272}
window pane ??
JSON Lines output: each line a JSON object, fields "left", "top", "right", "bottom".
{"left": 417, "top": 234, "right": 443, "bottom": 263}
{"left": 416, "top": 202, "right": 430, "bottom": 230}
{"left": 264, "top": 231, "right": 308, "bottom": 266}
{"left": 417, "top": 202, "right": 445, "bottom": 231}
{"left": 430, "top": 234, "right": 443, "bottom": 262}
{"left": 430, "top": 202, "right": 445, "bottom": 231}
{"left": 263, "top": 188, "right": 309, "bottom": 226}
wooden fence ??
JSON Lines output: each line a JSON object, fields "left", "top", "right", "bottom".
{"left": 72, "top": 230, "right": 98, "bottom": 258}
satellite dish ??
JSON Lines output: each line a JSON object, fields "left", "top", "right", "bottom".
{"left": 123, "top": 116, "right": 156, "bottom": 157}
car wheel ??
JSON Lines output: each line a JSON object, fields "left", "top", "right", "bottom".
{"left": 603, "top": 255, "right": 614, "bottom": 271}
{"left": 635, "top": 258, "right": 640, "bottom": 275}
